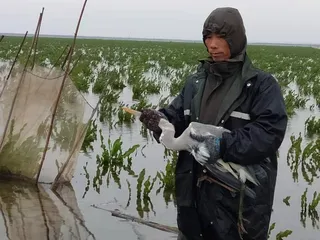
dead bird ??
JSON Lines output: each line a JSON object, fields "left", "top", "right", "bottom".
{"left": 123, "top": 107, "right": 260, "bottom": 235}
{"left": 123, "top": 107, "right": 259, "bottom": 192}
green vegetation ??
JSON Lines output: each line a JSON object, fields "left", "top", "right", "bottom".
{"left": 1, "top": 36, "right": 320, "bottom": 239}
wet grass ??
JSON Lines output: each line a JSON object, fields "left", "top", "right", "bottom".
{"left": 1, "top": 36, "right": 320, "bottom": 239}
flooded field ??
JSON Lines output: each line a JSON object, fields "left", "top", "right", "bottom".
{"left": 0, "top": 37, "right": 320, "bottom": 239}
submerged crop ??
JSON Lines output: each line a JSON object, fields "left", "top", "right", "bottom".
{"left": 1, "top": 36, "right": 320, "bottom": 239}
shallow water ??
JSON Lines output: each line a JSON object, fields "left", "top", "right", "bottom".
{"left": 270, "top": 106, "right": 320, "bottom": 240}
{"left": 0, "top": 90, "right": 320, "bottom": 240}
{"left": 47, "top": 92, "right": 320, "bottom": 239}
{"left": 76, "top": 87, "right": 320, "bottom": 240}
{"left": 0, "top": 60, "right": 319, "bottom": 240}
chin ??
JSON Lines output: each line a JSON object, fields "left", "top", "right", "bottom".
{"left": 212, "top": 57, "right": 226, "bottom": 62}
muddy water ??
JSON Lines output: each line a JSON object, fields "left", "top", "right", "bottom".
{"left": 0, "top": 80, "right": 319, "bottom": 239}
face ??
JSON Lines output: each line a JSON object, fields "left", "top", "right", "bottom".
{"left": 204, "top": 33, "right": 231, "bottom": 61}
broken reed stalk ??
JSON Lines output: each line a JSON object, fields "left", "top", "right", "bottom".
{"left": 91, "top": 205, "right": 179, "bottom": 234}
{"left": 38, "top": 0, "right": 89, "bottom": 184}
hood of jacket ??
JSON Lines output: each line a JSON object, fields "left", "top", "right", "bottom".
{"left": 202, "top": 7, "right": 247, "bottom": 62}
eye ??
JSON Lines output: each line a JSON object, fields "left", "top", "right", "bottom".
{"left": 217, "top": 32, "right": 226, "bottom": 38}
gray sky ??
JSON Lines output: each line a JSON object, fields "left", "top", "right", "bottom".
{"left": 1, "top": 0, "right": 319, "bottom": 44}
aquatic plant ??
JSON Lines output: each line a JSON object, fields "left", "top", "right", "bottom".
{"left": 81, "top": 119, "right": 97, "bottom": 153}
{"left": 268, "top": 222, "right": 293, "bottom": 240}
{"left": 287, "top": 132, "right": 320, "bottom": 184}
{"left": 305, "top": 116, "right": 320, "bottom": 137}
{"left": 90, "top": 130, "right": 139, "bottom": 193}
{"left": 2, "top": 36, "right": 320, "bottom": 239}
{"left": 300, "top": 188, "right": 320, "bottom": 229}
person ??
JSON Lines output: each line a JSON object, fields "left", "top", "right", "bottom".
{"left": 139, "top": 7, "right": 288, "bottom": 240}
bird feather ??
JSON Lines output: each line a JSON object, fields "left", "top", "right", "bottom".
{"left": 216, "top": 159, "right": 239, "bottom": 179}
{"left": 229, "top": 162, "right": 260, "bottom": 186}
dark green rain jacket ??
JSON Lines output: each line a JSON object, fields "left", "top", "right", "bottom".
{"left": 156, "top": 7, "right": 288, "bottom": 240}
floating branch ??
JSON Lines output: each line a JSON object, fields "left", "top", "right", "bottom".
{"left": 91, "top": 205, "right": 179, "bottom": 234}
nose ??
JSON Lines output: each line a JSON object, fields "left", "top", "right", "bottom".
{"left": 206, "top": 36, "right": 218, "bottom": 50}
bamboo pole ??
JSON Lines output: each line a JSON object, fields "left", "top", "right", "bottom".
{"left": 0, "top": 7, "right": 45, "bottom": 152}
{"left": 37, "top": 0, "right": 89, "bottom": 183}
{"left": 31, "top": 7, "right": 45, "bottom": 70}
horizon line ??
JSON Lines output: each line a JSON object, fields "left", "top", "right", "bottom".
{"left": 1, "top": 32, "right": 319, "bottom": 46}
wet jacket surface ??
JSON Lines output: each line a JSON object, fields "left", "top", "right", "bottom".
{"left": 158, "top": 54, "right": 288, "bottom": 240}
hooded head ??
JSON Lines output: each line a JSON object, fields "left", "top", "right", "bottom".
{"left": 202, "top": 7, "right": 247, "bottom": 62}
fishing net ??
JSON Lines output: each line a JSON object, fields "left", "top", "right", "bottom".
{"left": 0, "top": 62, "right": 93, "bottom": 184}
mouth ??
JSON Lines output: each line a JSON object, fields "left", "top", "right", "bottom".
{"left": 211, "top": 52, "right": 224, "bottom": 57}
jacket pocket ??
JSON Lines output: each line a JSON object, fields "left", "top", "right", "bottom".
{"left": 175, "top": 169, "right": 194, "bottom": 207}
{"left": 175, "top": 152, "right": 195, "bottom": 207}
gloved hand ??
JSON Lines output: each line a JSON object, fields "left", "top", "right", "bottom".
{"left": 139, "top": 108, "right": 168, "bottom": 133}
{"left": 189, "top": 130, "right": 221, "bottom": 165}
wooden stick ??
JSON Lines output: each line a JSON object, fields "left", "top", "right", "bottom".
{"left": 91, "top": 205, "right": 179, "bottom": 234}
{"left": 5, "top": 31, "right": 28, "bottom": 82}
{"left": 39, "top": 0, "right": 88, "bottom": 184}
{"left": 31, "top": 7, "right": 45, "bottom": 70}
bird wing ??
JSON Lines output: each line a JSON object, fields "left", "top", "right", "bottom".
{"left": 189, "top": 122, "right": 231, "bottom": 138}
{"left": 216, "top": 159, "right": 238, "bottom": 179}
{"left": 188, "top": 122, "right": 258, "bottom": 197}
{"left": 203, "top": 162, "right": 256, "bottom": 199}
{"left": 228, "top": 162, "right": 260, "bottom": 186}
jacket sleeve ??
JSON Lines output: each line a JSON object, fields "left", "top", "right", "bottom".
{"left": 220, "top": 74, "right": 288, "bottom": 165}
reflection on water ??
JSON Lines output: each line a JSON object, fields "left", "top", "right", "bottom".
{"left": 0, "top": 179, "right": 95, "bottom": 240}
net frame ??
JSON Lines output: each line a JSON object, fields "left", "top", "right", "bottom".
{"left": 0, "top": 0, "right": 97, "bottom": 188}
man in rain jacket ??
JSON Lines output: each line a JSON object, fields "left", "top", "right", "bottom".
{"left": 140, "top": 7, "right": 288, "bottom": 240}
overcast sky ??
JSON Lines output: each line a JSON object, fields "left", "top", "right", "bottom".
{"left": 1, "top": 0, "right": 319, "bottom": 44}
